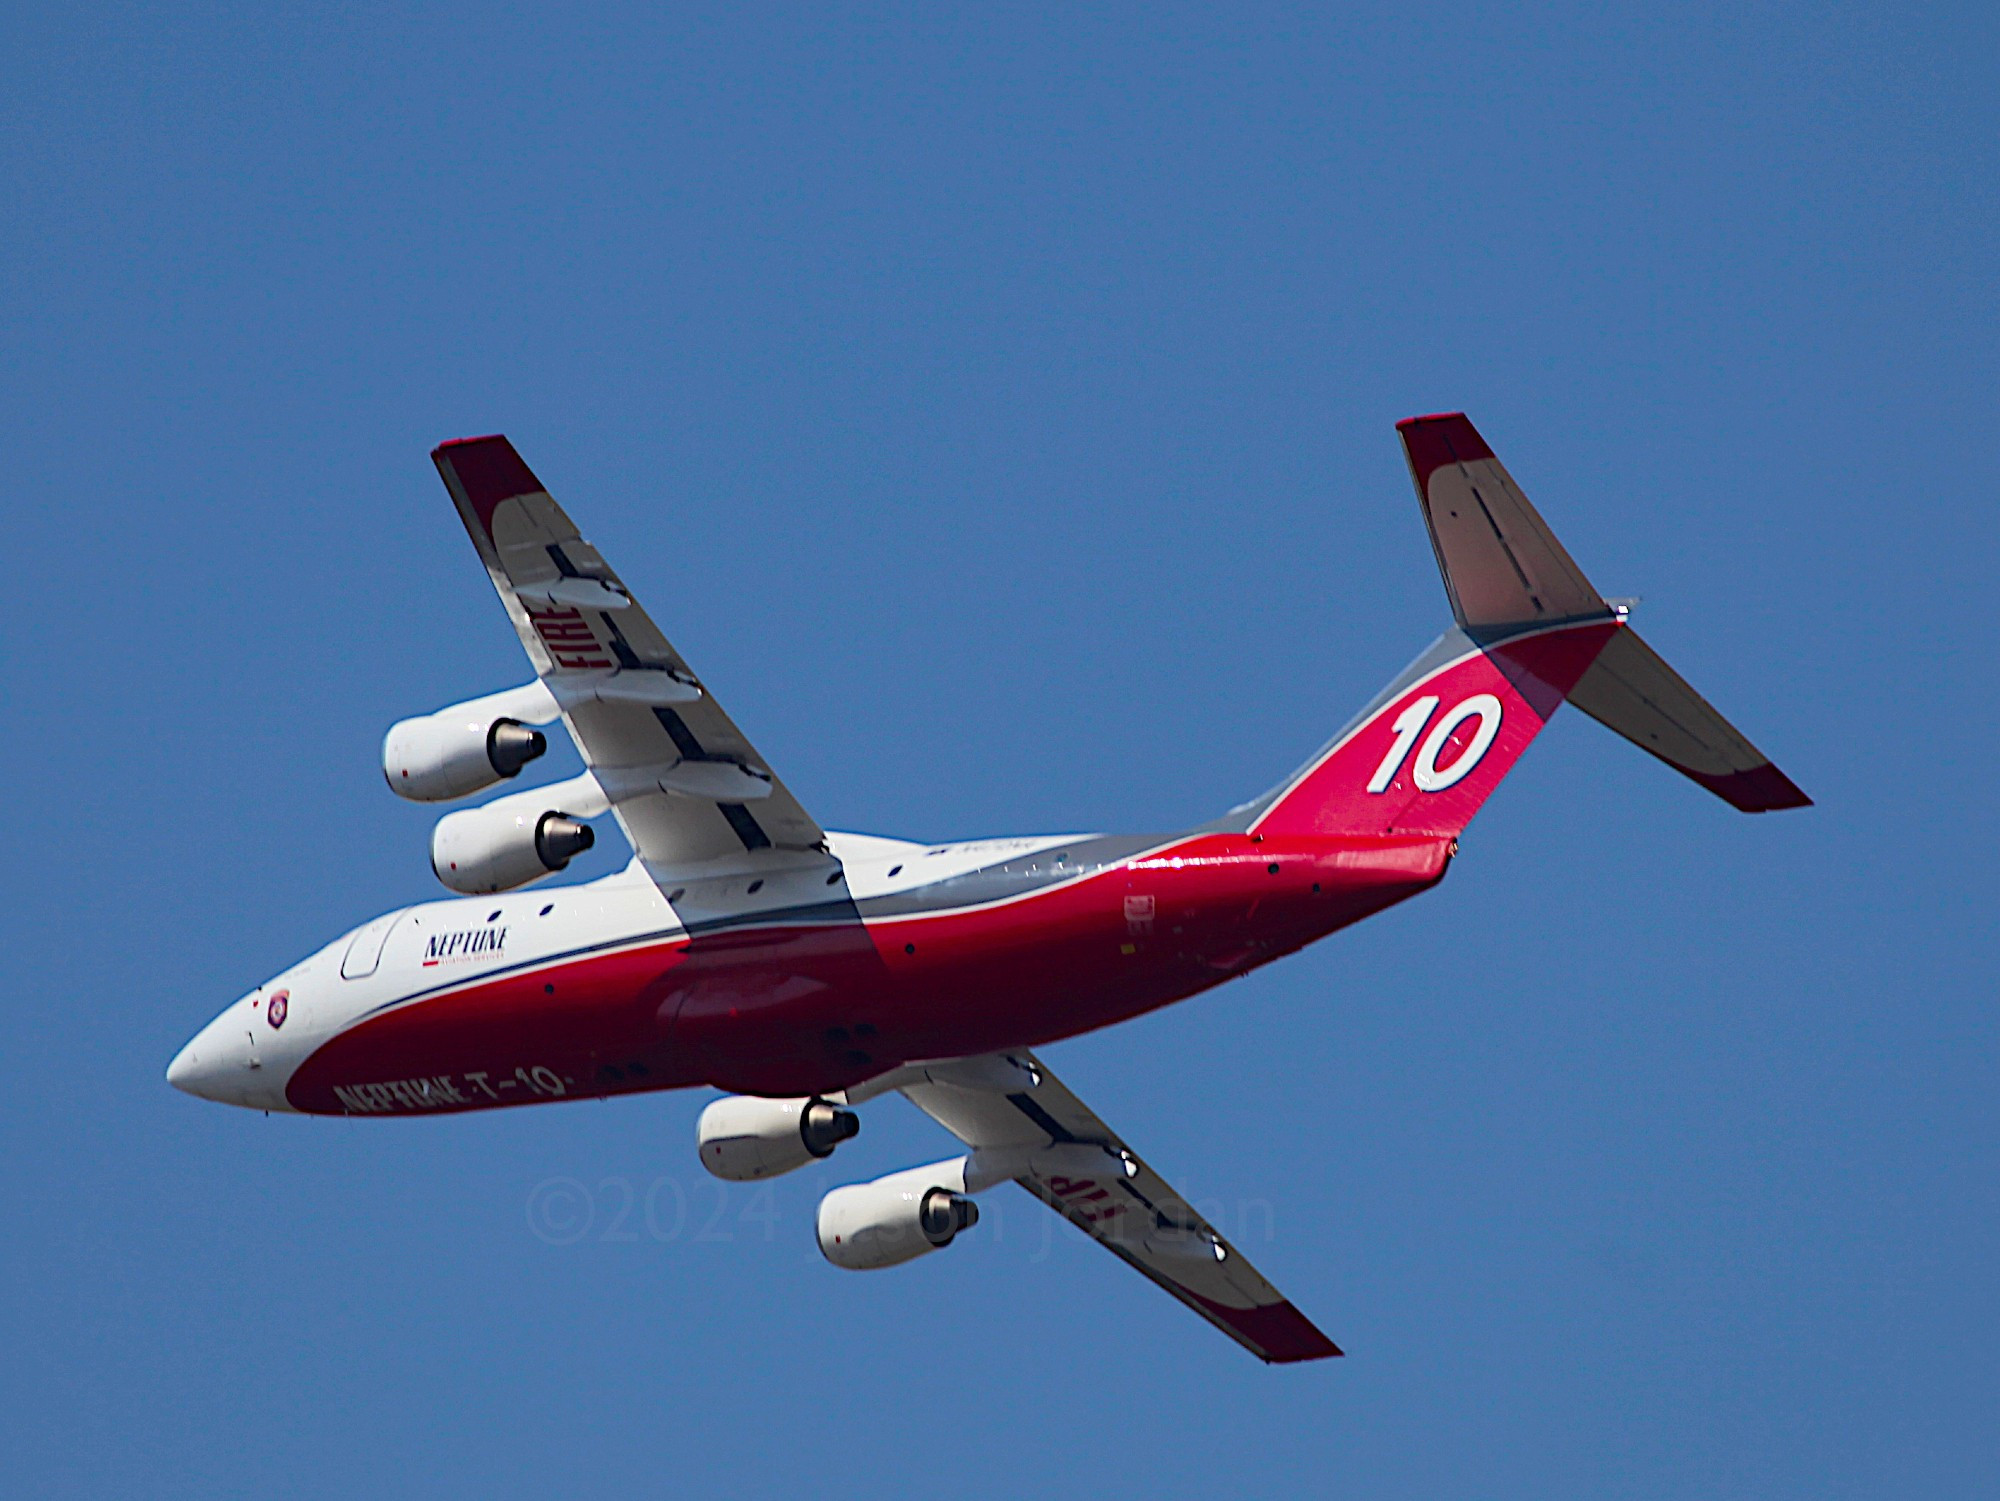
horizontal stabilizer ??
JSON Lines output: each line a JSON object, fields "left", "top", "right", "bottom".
{"left": 1567, "top": 626, "right": 1811, "bottom": 812}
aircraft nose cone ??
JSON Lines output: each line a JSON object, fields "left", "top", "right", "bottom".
{"left": 167, "top": 1031, "right": 236, "bottom": 1101}
{"left": 167, "top": 1006, "right": 264, "bottom": 1106}
{"left": 170, "top": 987, "right": 302, "bottom": 1112}
{"left": 166, "top": 1040, "right": 202, "bottom": 1094}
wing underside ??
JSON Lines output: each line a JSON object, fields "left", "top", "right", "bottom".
{"left": 900, "top": 1053, "right": 1341, "bottom": 1364}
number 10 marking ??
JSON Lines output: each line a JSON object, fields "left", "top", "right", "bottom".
{"left": 1366, "top": 693, "right": 1504, "bottom": 794}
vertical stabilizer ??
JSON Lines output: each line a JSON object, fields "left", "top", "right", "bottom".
{"left": 1398, "top": 413, "right": 1611, "bottom": 629}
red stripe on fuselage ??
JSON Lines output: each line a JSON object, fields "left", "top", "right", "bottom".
{"left": 285, "top": 833, "right": 1452, "bottom": 1116}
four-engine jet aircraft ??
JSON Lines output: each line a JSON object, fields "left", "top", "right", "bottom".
{"left": 168, "top": 414, "right": 1808, "bottom": 1362}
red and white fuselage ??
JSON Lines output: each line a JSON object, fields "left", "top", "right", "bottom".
{"left": 167, "top": 823, "right": 1454, "bottom": 1116}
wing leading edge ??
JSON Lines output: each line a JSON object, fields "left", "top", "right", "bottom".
{"left": 899, "top": 1052, "right": 1341, "bottom": 1364}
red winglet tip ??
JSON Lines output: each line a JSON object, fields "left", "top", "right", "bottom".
{"left": 432, "top": 434, "right": 547, "bottom": 534}
{"left": 1189, "top": 1293, "right": 1344, "bottom": 1363}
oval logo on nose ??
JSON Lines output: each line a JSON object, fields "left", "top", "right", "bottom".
{"left": 267, "top": 991, "right": 289, "bottom": 1030}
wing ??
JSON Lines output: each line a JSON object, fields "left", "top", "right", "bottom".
{"left": 431, "top": 436, "right": 828, "bottom": 875}
{"left": 900, "top": 1052, "right": 1342, "bottom": 1364}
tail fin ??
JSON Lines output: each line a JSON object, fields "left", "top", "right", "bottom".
{"left": 1247, "top": 413, "right": 1808, "bottom": 839}
{"left": 1398, "top": 411, "right": 1608, "bottom": 630}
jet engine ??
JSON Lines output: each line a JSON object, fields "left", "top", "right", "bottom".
{"left": 383, "top": 683, "right": 559, "bottom": 802}
{"left": 698, "top": 1095, "right": 860, "bottom": 1181}
{"left": 817, "top": 1159, "right": 981, "bottom": 1271}
{"left": 431, "top": 800, "right": 595, "bottom": 894}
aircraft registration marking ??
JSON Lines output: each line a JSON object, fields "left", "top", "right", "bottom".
{"left": 333, "top": 1064, "right": 571, "bottom": 1114}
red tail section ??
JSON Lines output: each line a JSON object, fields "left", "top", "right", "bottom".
{"left": 1252, "top": 621, "right": 1616, "bottom": 839}
{"left": 1248, "top": 409, "right": 1806, "bottom": 839}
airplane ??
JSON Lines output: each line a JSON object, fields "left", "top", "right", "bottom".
{"left": 167, "top": 413, "right": 1809, "bottom": 1363}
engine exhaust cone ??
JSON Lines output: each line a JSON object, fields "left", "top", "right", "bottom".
{"left": 487, "top": 719, "right": 548, "bottom": 778}
{"left": 800, "top": 1099, "right": 861, "bottom": 1158}
{"left": 919, "top": 1189, "right": 979, "bottom": 1247}
{"left": 535, "top": 814, "right": 595, "bottom": 870}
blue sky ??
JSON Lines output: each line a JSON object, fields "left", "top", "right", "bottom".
{"left": 3, "top": 4, "right": 1994, "bottom": 1495}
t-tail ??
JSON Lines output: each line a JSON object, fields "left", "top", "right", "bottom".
{"left": 1246, "top": 413, "right": 1809, "bottom": 842}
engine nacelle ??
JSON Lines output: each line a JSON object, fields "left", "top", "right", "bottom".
{"left": 698, "top": 1095, "right": 860, "bottom": 1182}
{"left": 817, "top": 1159, "right": 980, "bottom": 1271}
{"left": 430, "top": 802, "right": 594, "bottom": 895}
{"left": 382, "top": 683, "right": 557, "bottom": 802}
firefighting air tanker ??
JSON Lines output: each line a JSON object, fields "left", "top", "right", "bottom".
{"left": 168, "top": 414, "right": 1808, "bottom": 1362}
